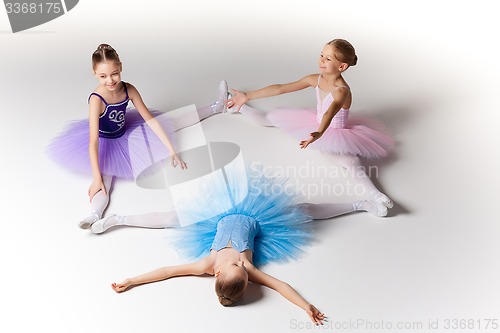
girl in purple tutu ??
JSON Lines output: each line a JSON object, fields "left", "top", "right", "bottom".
{"left": 47, "top": 44, "right": 187, "bottom": 229}
{"left": 226, "top": 39, "right": 395, "bottom": 210}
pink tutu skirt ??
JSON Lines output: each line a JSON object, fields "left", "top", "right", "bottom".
{"left": 46, "top": 109, "right": 175, "bottom": 179}
{"left": 267, "top": 108, "right": 395, "bottom": 159}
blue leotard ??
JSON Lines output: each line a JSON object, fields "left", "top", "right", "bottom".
{"left": 211, "top": 215, "right": 261, "bottom": 253}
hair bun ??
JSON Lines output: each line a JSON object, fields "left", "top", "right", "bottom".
{"left": 92, "top": 44, "right": 121, "bottom": 70}
{"left": 97, "top": 43, "right": 113, "bottom": 51}
{"left": 351, "top": 55, "right": 358, "bottom": 66}
{"left": 218, "top": 295, "right": 233, "bottom": 306}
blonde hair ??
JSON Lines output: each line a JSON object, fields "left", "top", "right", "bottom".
{"left": 91, "top": 44, "right": 121, "bottom": 70}
{"left": 326, "top": 39, "right": 357, "bottom": 67}
{"left": 215, "top": 272, "right": 248, "bottom": 306}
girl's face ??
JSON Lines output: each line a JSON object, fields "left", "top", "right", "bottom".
{"left": 318, "top": 45, "right": 347, "bottom": 74}
{"left": 94, "top": 60, "right": 122, "bottom": 91}
{"left": 218, "top": 260, "right": 248, "bottom": 279}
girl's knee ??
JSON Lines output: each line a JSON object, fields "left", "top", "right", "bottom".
{"left": 335, "top": 154, "right": 361, "bottom": 168}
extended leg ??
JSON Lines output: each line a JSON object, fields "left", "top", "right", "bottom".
{"left": 238, "top": 104, "right": 274, "bottom": 127}
{"left": 334, "top": 154, "right": 393, "bottom": 208}
{"left": 91, "top": 211, "right": 179, "bottom": 234}
{"left": 170, "top": 81, "right": 229, "bottom": 131}
{"left": 298, "top": 200, "right": 387, "bottom": 219}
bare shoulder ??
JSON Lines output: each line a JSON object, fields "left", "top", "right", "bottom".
{"left": 88, "top": 93, "right": 105, "bottom": 115}
{"left": 333, "top": 85, "right": 350, "bottom": 97}
{"left": 125, "top": 82, "right": 139, "bottom": 95}
{"left": 88, "top": 93, "right": 104, "bottom": 105}
{"left": 91, "top": 85, "right": 107, "bottom": 98}
{"left": 280, "top": 74, "right": 317, "bottom": 93}
{"left": 301, "top": 74, "right": 320, "bottom": 87}
{"left": 201, "top": 251, "right": 217, "bottom": 275}
{"left": 332, "top": 85, "right": 351, "bottom": 107}
{"left": 246, "top": 265, "right": 282, "bottom": 289}
{"left": 245, "top": 262, "right": 260, "bottom": 279}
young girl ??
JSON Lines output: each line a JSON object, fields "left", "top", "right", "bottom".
{"left": 109, "top": 162, "right": 388, "bottom": 325}
{"left": 226, "top": 39, "right": 396, "bottom": 208}
{"left": 46, "top": 44, "right": 187, "bottom": 229}
{"left": 110, "top": 165, "right": 329, "bottom": 324}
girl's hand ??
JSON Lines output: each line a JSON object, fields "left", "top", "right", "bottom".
{"left": 88, "top": 178, "right": 106, "bottom": 201}
{"left": 226, "top": 89, "right": 248, "bottom": 112}
{"left": 299, "top": 132, "right": 322, "bottom": 149}
{"left": 305, "top": 304, "right": 326, "bottom": 325}
{"left": 111, "top": 279, "right": 132, "bottom": 293}
{"left": 171, "top": 154, "right": 188, "bottom": 170}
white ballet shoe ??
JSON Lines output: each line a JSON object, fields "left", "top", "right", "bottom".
{"left": 210, "top": 80, "right": 228, "bottom": 114}
{"left": 370, "top": 191, "right": 394, "bottom": 208}
{"left": 372, "top": 202, "right": 388, "bottom": 217}
{"left": 78, "top": 213, "right": 99, "bottom": 229}
{"left": 90, "top": 214, "right": 118, "bottom": 234}
{"left": 353, "top": 200, "right": 388, "bottom": 217}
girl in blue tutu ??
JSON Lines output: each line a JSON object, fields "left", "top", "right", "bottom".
{"left": 46, "top": 44, "right": 188, "bottom": 229}
{"left": 110, "top": 164, "right": 384, "bottom": 325}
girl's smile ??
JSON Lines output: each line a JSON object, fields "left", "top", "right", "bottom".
{"left": 94, "top": 60, "right": 122, "bottom": 92}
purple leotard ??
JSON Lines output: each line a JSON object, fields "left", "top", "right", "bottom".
{"left": 88, "top": 83, "right": 130, "bottom": 139}
{"left": 46, "top": 82, "right": 176, "bottom": 179}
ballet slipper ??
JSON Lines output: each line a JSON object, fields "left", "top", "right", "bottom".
{"left": 91, "top": 214, "right": 120, "bottom": 234}
{"left": 353, "top": 200, "right": 388, "bottom": 217}
{"left": 78, "top": 213, "right": 99, "bottom": 229}
{"left": 210, "top": 80, "right": 228, "bottom": 114}
{"left": 369, "top": 191, "right": 394, "bottom": 208}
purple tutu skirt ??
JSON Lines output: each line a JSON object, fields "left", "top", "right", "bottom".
{"left": 267, "top": 108, "right": 395, "bottom": 159}
{"left": 46, "top": 109, "right": 176, "bottom": 179}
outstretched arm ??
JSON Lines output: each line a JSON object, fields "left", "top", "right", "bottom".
{"left": 227, "top": 75, "right": 317, "bottom": 112}
{"left": 247, "top": 265, "right": 325, "bottom": 325}
{"left": 112, "top": 255, "right": 214, "bottom": 293}
{"left": 127, "top": 83, "right": 187, "bottom": 169}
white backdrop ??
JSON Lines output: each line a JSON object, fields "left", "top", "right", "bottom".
{"left": 1, "top": 1, "right": 499, "bottom": 332}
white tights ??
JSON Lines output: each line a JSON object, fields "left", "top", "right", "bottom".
{"left": 332, "top": 154, "right": 393, "bottom": 208}
{"left": 90, "top": 211, "right": 179, "bottom": 234}
{"left": 90, "top": 200, "right": 386, "bottom": 234}
{"left": 169, "top": 105, "right": 219, "bottom": 131}
{"left": 79, "top": 174, "right": 113, "bottom": 229}
{"left": 239, "top": 105, "right": 274, "bottom": 127}
{"left": 236, "top": 104, "right": 393, "bottom": 207}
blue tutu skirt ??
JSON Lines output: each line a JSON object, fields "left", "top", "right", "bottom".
{"left": 46, "top": 109, "right": 176, "bottom": 179}
{"left": 169, "top": 164, "right": 314, "bottom": 267}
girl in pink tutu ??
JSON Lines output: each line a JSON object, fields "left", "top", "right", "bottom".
{"left": 226, "top": 39, "right": 395, "bottom": 210}
{"left": 46, "top": 44, "right": 188, "bottom": 229}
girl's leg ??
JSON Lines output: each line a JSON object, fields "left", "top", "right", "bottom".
{"left": 90, "top": 211, "right": 179, "bottom": 234}
{"left": 79, "top": 175, "right": 113, "bottom": 229}
{"left": 170, "top": 81, "right": 229, "bottom": 131}
{"left": 238, "top": 104, "right": 274, "bottom": 127}
{"left": 169, "top": 105, "right": 219, "bottom": 131}
{"left": 334, "top": 154, "right": 394, "bottom": 208}
{"left": 298, "top": 200, "right": 387, "bottom": 219}
{"left": 170, "top": 79, "right": 272, "bottom": 128}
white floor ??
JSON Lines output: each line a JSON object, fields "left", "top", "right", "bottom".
{"left": 1, "top": 1, "right": 499, "bottom": 332}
